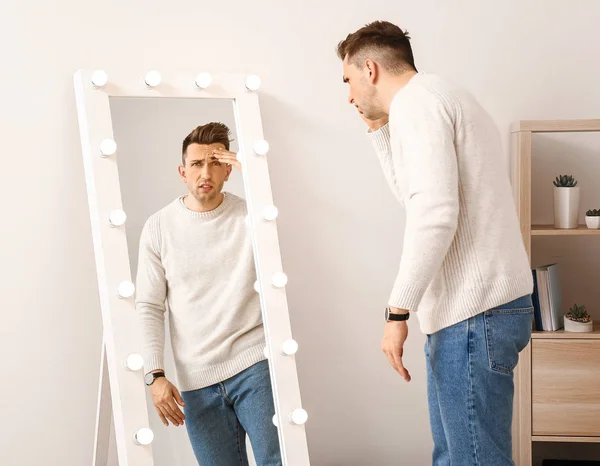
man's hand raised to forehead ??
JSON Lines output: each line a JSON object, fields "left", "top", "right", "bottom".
{"left": 213, "top": 148, "right": 241, "bottom": 171}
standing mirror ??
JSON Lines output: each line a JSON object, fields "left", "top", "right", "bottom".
{"left": 74, "top": 70, "right": 310, "bottom": 466}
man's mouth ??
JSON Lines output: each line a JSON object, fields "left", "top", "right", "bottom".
{"left": 199, "top": 184, "right": 213, "bottom": 191}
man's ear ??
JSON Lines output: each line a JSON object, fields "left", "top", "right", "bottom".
{"left": 225, "top": 165, "right": 232, "bottom": 181}
{"left": 365, "top": 59, "right": 378, "bottom": 84}
{"left": 178, "top": 165, "right": 186, "bottom": 183}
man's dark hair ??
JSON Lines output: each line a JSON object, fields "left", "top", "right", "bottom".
{"left": 182, "top": 122, "right": 231, "bottom": 165}
{"left": 337, "top": 20, "right": 417, "bottom": 74}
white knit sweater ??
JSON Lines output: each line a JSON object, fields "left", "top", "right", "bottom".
{"left": 367, "top": 73, "right": 533, "bottom": 334}
{"left": 135, "top": 193, "right": 265, "bottom": 391}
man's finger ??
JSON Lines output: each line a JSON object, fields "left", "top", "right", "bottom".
{"left": 213, "top": 149, "right": 236, "bottom": 156}
{"left": 160, "top": 406, "right": 181, "bottom": 426}
{"left": 385, "top": 351, "right": 398, "bottom": 372}
{"left": 167, "top": 400, "right": 185, "bottom": 423}
{"left": 174, "top": 389, "right": 185, "bottom": 407}
{"left": 219, "top": 159, "right": 242, "bottom": 170}
{"left": 393, "top": 351, "right": 411, "bottom": 382}
{"left": 161, "top": 402, "right": 183, "bottom": 425}
{"left": 217, "top": 156, "right": 238, "bottom": 163}
{"left": 155, "top": 406, "right": 169, "bottom": 426}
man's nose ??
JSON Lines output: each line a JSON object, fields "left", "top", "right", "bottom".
{"left": 200, "top": 164, "right": 212, "bottom": 178}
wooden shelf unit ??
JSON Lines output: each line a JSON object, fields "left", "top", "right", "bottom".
{"left": 532, "top": 325, "right": 600, "bottom": 339}
{"left": 511, "top": 119, "right": 600, "bottom": 466}
{"left": 532, "top": 436, "right": 600, "bottom": 444}
{"left": 532, "top": 225, "right": 600, "bottom": 236}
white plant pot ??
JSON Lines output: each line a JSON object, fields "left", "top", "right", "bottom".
{"left": 585, "top": 215, "right": 600, "bottom": 229}
{"left": 564, "top": 317, "right": 593, "bottom": 333}
{"left": 553, "top": 186, "right": 580, "bottom": 229}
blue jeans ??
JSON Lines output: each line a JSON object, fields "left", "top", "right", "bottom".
{"left": 181, "top": 360, "right": 282, "bottom": 466}
{"left": 425, "top": 295, "right": 533, "bottom": 466}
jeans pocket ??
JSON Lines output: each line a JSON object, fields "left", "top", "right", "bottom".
{"left": 484, "top": 297, "right": 533, "bottom": 374}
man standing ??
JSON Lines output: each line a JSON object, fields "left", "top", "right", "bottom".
{"left": 135, "top": 122, "right": 281, "bottom": 465}
{"left": 337, "top": 21, "right": 534, "bottom": 465}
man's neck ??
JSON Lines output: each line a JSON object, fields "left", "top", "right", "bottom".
{"left": 380, "top": 70, "right": 418, "bottom": 114}
{"left": 183, "top": 192, "right": 225, "bottom": 212}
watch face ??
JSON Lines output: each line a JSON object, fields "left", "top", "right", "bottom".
{"left": 144, "top": 373, "right": 154, "bottom": 386}
{"left": 384, "top": 307, "right": 390, "bottom": 321}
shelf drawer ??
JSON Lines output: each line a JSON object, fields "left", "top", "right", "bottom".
{"left": 532, "top": 339, "right": 600, "bottom": 437}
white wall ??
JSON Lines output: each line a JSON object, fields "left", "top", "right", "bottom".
{"left": 1, "top": 1, "right": 600, "bottom": 465}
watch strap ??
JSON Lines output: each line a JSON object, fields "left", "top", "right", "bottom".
{"left": 386, "top": 307, "right": 410, "bottom": 322}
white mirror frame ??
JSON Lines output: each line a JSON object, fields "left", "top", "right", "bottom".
{"left": 74, "top": 69, "right": 310, "bottom": 466}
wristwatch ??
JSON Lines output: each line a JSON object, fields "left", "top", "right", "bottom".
{"left": 385, "top": 307, "right": 410, "bottom": 322}
{"left": 144, "top": 371, "right": 165, "bottom": 386}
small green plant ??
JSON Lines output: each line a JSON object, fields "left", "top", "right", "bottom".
{"left": 586, "top": 209, "right": 600, "bottom": 216}
{"left": 553, "top": 175, "right": 578, "bottom": 187}
{"left": 566, "top": 303, "right": 591, "bottom": 323}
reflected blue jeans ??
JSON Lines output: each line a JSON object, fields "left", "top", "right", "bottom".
{"left": 426, "top": 295, "right": 533, "bottom": 466}
{"left": 181, "top": 360, "right": 281, "bottom": 466}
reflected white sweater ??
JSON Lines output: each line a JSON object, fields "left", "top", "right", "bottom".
{"left": 367, "top": 73, "right": 533, "bottom": 334}
{"left": 135, "top": 193, "right": 265, "bottom": 391}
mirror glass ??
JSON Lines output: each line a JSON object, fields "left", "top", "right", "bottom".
{"left": 108, "top": 96, "right": 281, "bottom": 466}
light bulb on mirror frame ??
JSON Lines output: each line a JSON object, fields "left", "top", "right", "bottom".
{"left": 272, "top": 414, "right": 279, "bottom": 427}
{"left": 125, "top": 353, "right": 144, "bottom": 371}
{"left": 91, "top": 70, "right": 108, "bottom": 88}
{"left": 263, "top": 346, "right": 269, "bottom": 359}
{"left": 195, "top": 72, "right": 212, "bottom": 89}
{"left": 254, "top": 281, "right": 261, "bottom": 293}
{"left": 109, "top": 209, "right": 127, "bottom": 227}
{"left": 289, "top": 408, "right": 308, "bottom": 426}
{"left": 100, "top": 139, "right": 117, "bottom": 157}
{"left": 282, "top": 339, "right": 299, "bottom": 356}
{"left": 144, "top": 70, "right": 162, "bottom": 88}
{"left": 133, "top": 427, "right": 154, "bottom": 445}
{"left": 253, "top": 140, "right": 270, "bottom": 156}
{"left": 245, "top": 74, "right": 261, "bottom": 91}
{"left": 263, "top": 205, "right": 279, "bottom": 221}
{"left": 117, "top": 280, "right": 135, "bottom": 298}
{"left": 272, "top": 272, "right": 288, "bottom": 288}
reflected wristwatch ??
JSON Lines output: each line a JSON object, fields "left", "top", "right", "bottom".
{"left": 144, "top": 371, "right": 165, "bottom": 386}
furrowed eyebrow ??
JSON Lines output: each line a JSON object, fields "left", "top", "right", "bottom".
{"left": 190, "top": 156, "right": 219, "bottom": 163}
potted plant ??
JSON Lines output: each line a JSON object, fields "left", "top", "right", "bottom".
{"left": 553, "top": 175, "right": 580, "bottom": 229}
{"left": 585, "top": 209, "right": 600, "bottom": 229}
{"left": 564, "top": 303, "right": 594, "bottom": 333}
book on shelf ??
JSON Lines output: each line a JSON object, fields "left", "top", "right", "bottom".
{"left": 531, "top": 263, "right": 564, "bottom": 331}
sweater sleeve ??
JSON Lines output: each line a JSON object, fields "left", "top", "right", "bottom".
{"left": 135, "top": 215, "right": 167, "bottom": 375}
{"left": 366, "top": 123, "right": 392, "bottom": 159}
{"left": 388, "top": 90, "right": 459, "bottom": 311}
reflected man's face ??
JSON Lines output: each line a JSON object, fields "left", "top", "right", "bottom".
{"left": 179, "top": 143, "right": 232, "bottom": 203}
